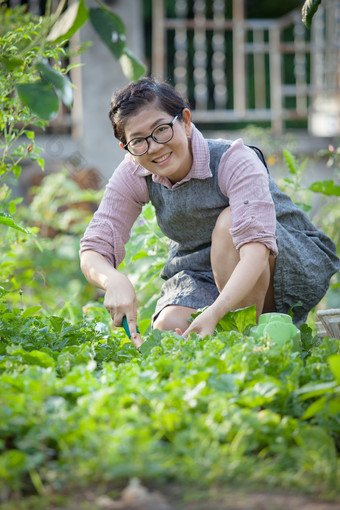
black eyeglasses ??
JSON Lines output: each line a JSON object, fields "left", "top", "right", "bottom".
{"left": 123, "top": 115, "right": 179, "bottom": 156}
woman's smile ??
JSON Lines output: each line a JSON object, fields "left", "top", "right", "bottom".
{"left": 152, "top": 152, "right": 172, "bottom": 165}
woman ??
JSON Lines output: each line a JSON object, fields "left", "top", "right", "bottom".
{"left": 80, "top": 77, "right": 339, "bottom": 348}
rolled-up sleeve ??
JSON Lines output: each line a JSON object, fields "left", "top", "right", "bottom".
{"left": 79, "top": 158, "right": 149, "bottom": 267}
{"left": 218, "top": 138, "right": 278, "bottom": 256}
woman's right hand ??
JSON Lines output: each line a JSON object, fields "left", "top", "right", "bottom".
{"left": 80, "top": 250, "right": 142, "bottom": 349}
{"left": 104, "top": 272, "right": 142, "bottom": 349}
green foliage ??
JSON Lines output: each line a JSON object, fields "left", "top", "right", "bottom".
{"left": 302, "top": 0, "right": 322, "bottom": 28}
{"left": 279, "top": 147, "right": 340, "bottom": 311}
{"left": 297, "top": 354, "right": 340, "bottom": 420}
{"left": 89, "top": 6, "right": 126, "bottom": 59}
{"left": 0, "top": 302, "right": 339, "bottom": 500}
{"left": 282, "top": 150, "right": 311, "bottom": 213}
{"left": 0, "top": 1, "right": 145, "bottom": 230}
{"left": 47, "top": 0, "right": 89, "bottom": 44}
{"left": 309, "top": 180, "right": 340, "bottom": 196}
{"left": 119, "top": 203, "right": 169, "bottom": 322}
{"left": 0, "top": 213, "right": 30, "bottom": 234}
{"left": 0, "top": 8, "right": 50, "bottom": 219}
{"left": 0, "top": 170, "right": 101, "bottom": 316}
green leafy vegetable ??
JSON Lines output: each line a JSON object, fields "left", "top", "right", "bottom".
{"left": 0, "top": 302, "right": 339, "bottom": 498}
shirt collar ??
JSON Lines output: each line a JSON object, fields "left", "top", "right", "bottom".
{"left": 129, "top": 124, "right": 211, "bottom": 189}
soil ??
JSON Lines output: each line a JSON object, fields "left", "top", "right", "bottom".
{"left": 9, "top": 480, "right": 339, "bottom": 510}
{"left": 84, "top": 481, "right": 340, "bottom": 510}
{"left": 79, "top": 482, "right": 340, "bottom": 510}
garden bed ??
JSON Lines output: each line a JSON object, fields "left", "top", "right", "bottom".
{"left": 0, "top": 304, "right": 339, "bottom": 507}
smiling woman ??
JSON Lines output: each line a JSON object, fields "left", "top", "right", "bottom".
{"left": 122, "top": 107, "right": 193, "bottom": 183}
{"left": 79, "top": 76, "right": 340, "bottom": 348}
{"left": 122, "top": 115, "right": 179, "bottom": 156}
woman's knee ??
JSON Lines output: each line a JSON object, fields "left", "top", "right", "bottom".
{"left": 153, "top": 305, "right": 195, "bottom": 332}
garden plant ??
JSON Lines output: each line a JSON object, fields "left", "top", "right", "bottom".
{"left": 0, "top": 0, "right": 340, "bottom": 508}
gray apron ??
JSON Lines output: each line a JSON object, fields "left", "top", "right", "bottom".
{"left": 146, "top": 139, "right": 340, "bottom": 325}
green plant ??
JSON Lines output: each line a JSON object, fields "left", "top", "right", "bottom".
{"left": 297, "top": 354, "right": 340, "bottom": 418}
{"left": 0, "top": 303, "right": 339, "bottom": 501}
{"left": 279, "top": 148, "right": 340, "bottom": 312}
{"left": 0, "top": 2, "right": 145, "bottom": 227}
{"left": 0, "top": 169, "right": 103, "bottom": 317}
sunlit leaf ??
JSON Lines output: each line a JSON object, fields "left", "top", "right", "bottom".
{"left": 119, "top": 47, "right": 146, "bottom": 81}
{"left": 328, "top": 355, "right": 340, "bottom": 384}
{"left": 283, "top": 149, "right": 298, "bottom": 175}
{"left": 25, "top": 130, "right": 35, "bottom": 140}
{"left": 0, "top": 213, "right": 31, "bottom": 234}
{"left": 217, "top": 305, "right": 257, "bottom": 334}
{"left": 36, "top": 58, "right": 73, "bottom": 107}
{"left": 22, "top": 306, "right": 42, "bottom": 318}
{"left": 309, "top": 180, "right": 340, "bottom": 196}
{"left": 47, "top": 0, "right": 89, "bottom": 44}
{"left": 302, "top": 396, "right": 327, "bottom": 419}
{"left": 302, "top": 0, "right": 322, "bottom": 28}
{"left": 297, "top": 381, "right": 337, "bottom": 399}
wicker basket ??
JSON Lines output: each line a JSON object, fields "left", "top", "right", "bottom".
{"left": 316, "top": 309, "right": 340, "bottom": 339}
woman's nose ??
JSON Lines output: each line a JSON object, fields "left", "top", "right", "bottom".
{"left": 147, "top": 136, "right": 162, "bottom": 153}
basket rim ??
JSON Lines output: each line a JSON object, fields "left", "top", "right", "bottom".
{"left": 316, "top": 309, "right": 340, "bottom": 317}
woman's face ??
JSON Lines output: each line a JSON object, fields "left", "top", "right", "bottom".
{"left": 123, "top": 106, "right": 193, "bottom": 184}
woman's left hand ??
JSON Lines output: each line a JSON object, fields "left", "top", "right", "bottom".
{"left": 178, "top": 307, "right": 217, "bottom": 339}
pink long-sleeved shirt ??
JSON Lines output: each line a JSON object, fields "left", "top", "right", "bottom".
{"left": 80, "top": 125, "right": 278, "bottom": 267}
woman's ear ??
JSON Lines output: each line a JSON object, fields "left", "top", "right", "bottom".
{"left": 120, "top": 143, "right": 126, "bottom": 150}
{"left": 182, "top": 108, "right": 192, "bottom": 136}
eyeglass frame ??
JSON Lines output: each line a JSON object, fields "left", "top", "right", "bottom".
{"left": 123, "top": 115, "right": 180, "bottom": 156}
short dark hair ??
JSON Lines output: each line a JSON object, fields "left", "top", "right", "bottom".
{"left": 109, "top": 76, "right": 189, "bottom": 145}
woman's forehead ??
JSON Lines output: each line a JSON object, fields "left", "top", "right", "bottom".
{"left": 124, "top": 107, "right": 170, "bottom": 137}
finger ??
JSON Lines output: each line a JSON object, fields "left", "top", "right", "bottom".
{"left": 126, "top": 316, "right": 139, "bottom": 336}
{"left": 174, "top": 328, "right": 183, "bottom": 336}
{"left": 126, "top": 316, "right": 142, "bottom": 347}
{"left": 113, "top": 313, "right": 124, "bottom": 328}
{"left": 182, "top": 327, "right": 191, "bottom": 339}
{"left": 131, "top": 332, "right": 143, "bottom": 349}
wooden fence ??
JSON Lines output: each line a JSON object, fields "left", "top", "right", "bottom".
{"left": 151, "top": 0, "right": 340, "bottom": 134}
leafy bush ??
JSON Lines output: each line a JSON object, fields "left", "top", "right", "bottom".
{"left": 0, "top": 169, "right": 102, "bottom": 318}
